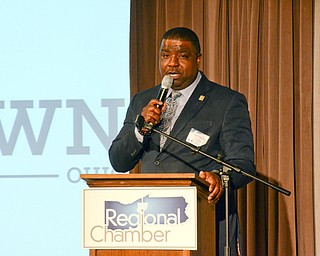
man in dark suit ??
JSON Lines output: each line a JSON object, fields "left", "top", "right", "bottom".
{"left": 109, "top": 27, "right": 255, "bottom": 256}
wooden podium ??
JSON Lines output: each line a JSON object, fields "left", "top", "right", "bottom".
{"left": 81, "top": 173, "right": 216, "bottom": 256}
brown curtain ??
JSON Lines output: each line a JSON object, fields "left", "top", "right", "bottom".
{"left": 129, "top": 0, "right": 314, "bottom": 255}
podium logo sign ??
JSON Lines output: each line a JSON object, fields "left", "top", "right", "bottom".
{"left": 83, "top": 187, "right": 197, "bottom": 250}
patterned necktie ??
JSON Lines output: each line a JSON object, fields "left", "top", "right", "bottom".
{"left": 159, "top": 90, "right": 182, "bottom": 150}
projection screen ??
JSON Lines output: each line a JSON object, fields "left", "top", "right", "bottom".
{"left": 0, "top": 1, "right": 130, "bottom": 255}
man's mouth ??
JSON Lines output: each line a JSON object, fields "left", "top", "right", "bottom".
{"left": 167, "top": 72, "right": 180, "bottom": 79}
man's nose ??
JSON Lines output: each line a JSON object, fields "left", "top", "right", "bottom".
{"left": 168, "top": 55, "right": 179, "bottom": 67}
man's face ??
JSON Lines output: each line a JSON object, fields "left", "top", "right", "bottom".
{"left": 159, "top": 39, "right": 201, "bottom": 90}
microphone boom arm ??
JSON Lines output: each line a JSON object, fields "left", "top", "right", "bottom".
{"left": 150, "top": 126, "right": 291, "bottom": 196}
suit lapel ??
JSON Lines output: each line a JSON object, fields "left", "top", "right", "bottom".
{"left": 162, "top": 75, "right": 211, "bottom": 149}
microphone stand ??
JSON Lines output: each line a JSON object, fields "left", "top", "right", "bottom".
{"left": 221, "top": 166, "right": 231, "bottom": 256}
{"left": 137, "top": 117, "right": 291, "bottom": 256}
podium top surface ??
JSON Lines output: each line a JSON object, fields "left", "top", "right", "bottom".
{"left": 80, "top": 173, "right": 210, "bottom": 195}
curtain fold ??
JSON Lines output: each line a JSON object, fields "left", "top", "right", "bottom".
{"left": 129, "top": 0, "right": 314, "bottom": 255}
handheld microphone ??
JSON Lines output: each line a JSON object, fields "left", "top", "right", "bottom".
{"left": 155, "top": 75, "right": 173, "bottom": 108}
{"left": 135, "top": 75, "right": 174, "bottom": 133}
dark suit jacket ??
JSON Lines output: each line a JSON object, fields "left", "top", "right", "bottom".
{"left": 109, "top": 73, "right": 255, "bottom": 255}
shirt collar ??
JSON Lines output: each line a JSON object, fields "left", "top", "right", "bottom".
{"left": 169, "top": 71, "right": 202, "bottom": 99}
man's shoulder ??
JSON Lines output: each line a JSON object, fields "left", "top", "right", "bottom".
{"left": 134, "top": 84, "right": 161, "bottom": 98}
{"left": 200, "top": 75, "right": 241, "bottom": 97}
{"left": 129, "top": 84, "right": 161, "bottom": 109}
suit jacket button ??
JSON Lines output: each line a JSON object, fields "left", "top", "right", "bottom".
{"left": 130, "top": 149, "right": 137, "bottom": 156}
{"left": 154, "top": 160, "right": 160, "bottom": 166}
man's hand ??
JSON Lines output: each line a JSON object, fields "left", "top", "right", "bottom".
{"left": 141, "top": 99, "right": 165, "bottom": 126}
{"left": 199, "top": 171, "right": 223, "bottom": 204}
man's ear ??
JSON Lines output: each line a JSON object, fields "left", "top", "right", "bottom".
{"left": 197, "top": 53, "right": 202, "bottom": 66}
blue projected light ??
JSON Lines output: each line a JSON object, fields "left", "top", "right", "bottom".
{"left": 0, "top": 1, "right": 130, "bottom": 255}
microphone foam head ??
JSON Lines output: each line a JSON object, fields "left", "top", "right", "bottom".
{"left": 161, "top": 75, "right": 173, "bottom": 89}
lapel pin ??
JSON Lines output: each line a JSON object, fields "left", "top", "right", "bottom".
{"left": 199, "top": 95, "right": 205, "bottom": 101}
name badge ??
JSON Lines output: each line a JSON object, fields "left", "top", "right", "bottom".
{"left": 186, "top": 128, "right": 210, "bottom": 147}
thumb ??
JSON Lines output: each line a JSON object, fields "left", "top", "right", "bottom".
{"left": 199, "top": 171, "right": 206, "bottom": 179}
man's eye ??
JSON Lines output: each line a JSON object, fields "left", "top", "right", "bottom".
{"left": 161, "top": 54, "right": 169, "bottom": 58}
{"left": 179, "top": 54, "right": 189, "bottom": 59}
